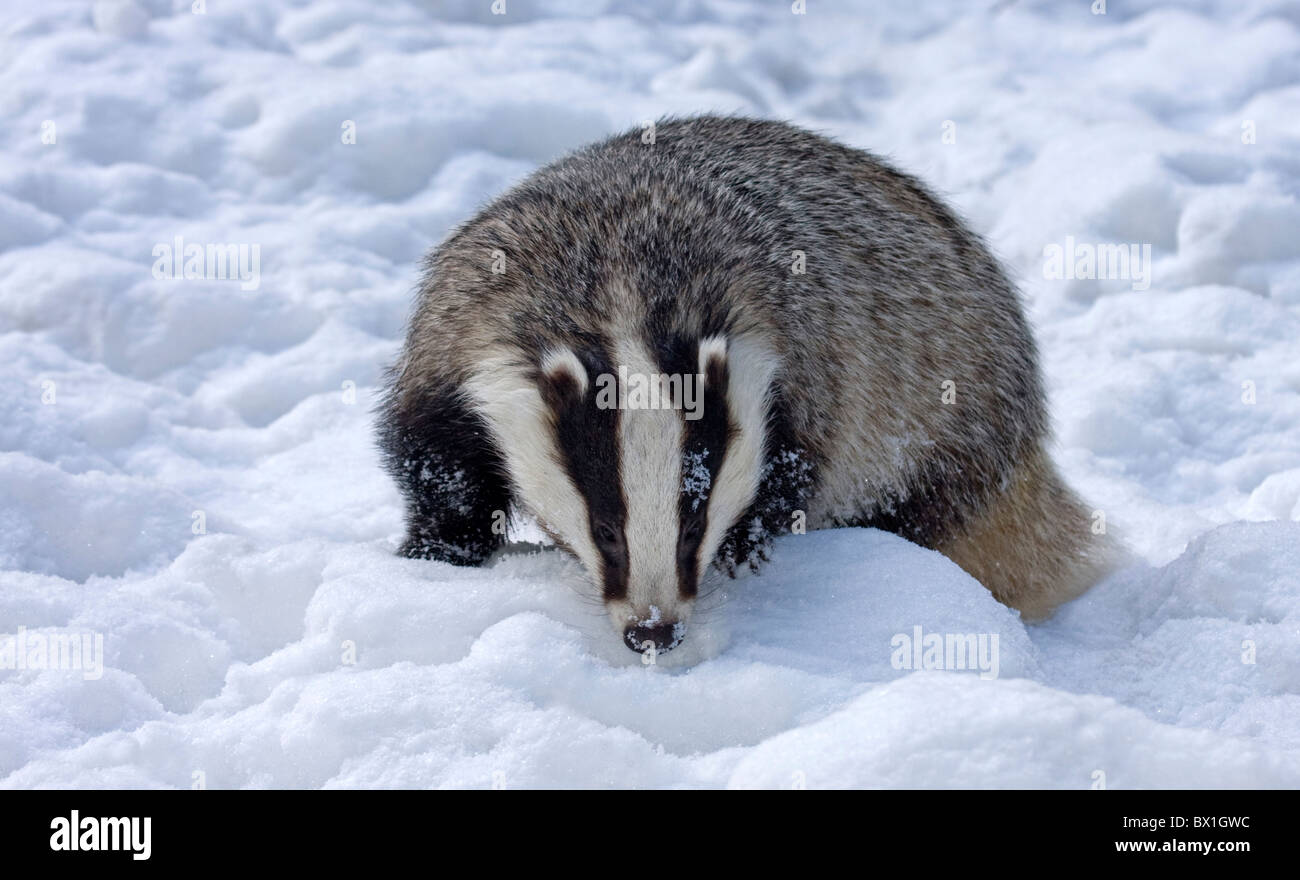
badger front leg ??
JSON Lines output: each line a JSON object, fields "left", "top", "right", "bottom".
{"left": 378, "top": 386, "right": 512, "bottom": 565}
{"left": 714, "top": 407, "right": 816, "bottom": 576}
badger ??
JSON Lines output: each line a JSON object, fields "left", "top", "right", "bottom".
{"left": 378, "top": 115, "right": 1112, "bottom": 654}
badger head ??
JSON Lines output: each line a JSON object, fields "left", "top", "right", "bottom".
{"left": 466, "top": 334, "right": 777, "bottom": 654}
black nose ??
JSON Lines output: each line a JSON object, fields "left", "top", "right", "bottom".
{"left": 624, "top": 622, "right": 684, "bottom": 654}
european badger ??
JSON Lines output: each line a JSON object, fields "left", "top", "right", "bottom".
{"left": 379, "top": 116, "right": 1110, "bottom": 653}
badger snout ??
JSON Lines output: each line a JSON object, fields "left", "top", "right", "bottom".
{"left": 623, "top": 620, "right": 685, "bottom": 654}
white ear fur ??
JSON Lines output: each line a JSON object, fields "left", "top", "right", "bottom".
{"left": 540, "top": 348, "right": 589, "bottom": 397}
{"left": 698, "top": 335, "right": 727, "bottom": 386}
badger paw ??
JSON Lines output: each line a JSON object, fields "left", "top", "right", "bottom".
{"left": 713, "top": 517, "right": 775, "bottom": 578}
{"left": 399, "top": 533, "right": 492, "bottom": 566}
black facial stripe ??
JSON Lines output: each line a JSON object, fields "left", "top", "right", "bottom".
{"left": 538, "top": 344, "right": 629, "bottom": 600}
{"left": 665, "top": 336, "right": 733, "bottom": 599}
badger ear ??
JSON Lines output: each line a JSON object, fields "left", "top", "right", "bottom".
{"left": 698, "top": 335, "right": 729, "bottom": 390}
{"left": 538, "top": 348, "right": 589, "bottom": 410}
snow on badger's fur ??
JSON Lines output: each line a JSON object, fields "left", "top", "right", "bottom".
{"left": 378, "top": 115, "right": 1114, "bottom": 652}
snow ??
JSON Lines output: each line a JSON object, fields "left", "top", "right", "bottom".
{"left": 2, "top": 0, "right": 1299, "bottom": 788}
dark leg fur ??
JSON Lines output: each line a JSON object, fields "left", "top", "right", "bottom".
{"left": 713, "top": 396, "right": 817, "bottom": 576}
{"left": 377, "top": 384, "right": 512, "bottom": 565}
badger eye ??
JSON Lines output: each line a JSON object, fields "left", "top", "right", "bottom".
{"left": 594, "top": 522, "right": 621, "bottom": 548}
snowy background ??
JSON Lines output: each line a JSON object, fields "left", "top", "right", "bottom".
{"left": 2, "top": 0, "right": 1299, "bottom": 788}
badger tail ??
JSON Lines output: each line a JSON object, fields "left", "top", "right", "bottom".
{"left": 939, "top": 445, "right": 1120, "bottom": 620}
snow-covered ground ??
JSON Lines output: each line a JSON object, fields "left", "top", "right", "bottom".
{"left": 2, "top": 0, "right": 1299, "bottom": 788}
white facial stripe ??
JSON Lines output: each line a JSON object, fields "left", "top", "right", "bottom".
{"left": 698, "top": 334, "right": 778, "bottom": 570}
{"left": 463, "top": 351, "right": 600, "bottom": 578}
{"left": 615, "top": 337, "right": 684, "bottom": 623}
